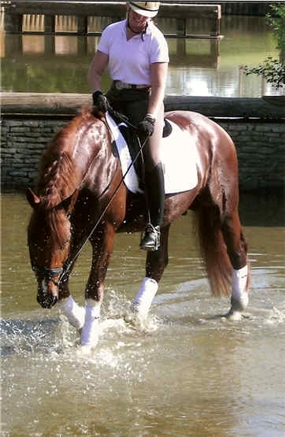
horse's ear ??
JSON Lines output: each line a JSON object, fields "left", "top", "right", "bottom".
{"left": 26, "top": 188, "right": 40, "bottom": 208}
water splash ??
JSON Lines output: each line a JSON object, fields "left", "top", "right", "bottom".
{"left": 264, "top": 306, "right": 285, "bottom": 326}
{"left": 0, "top": 317, "right": 64, "bottom": 356}
{"left": 1, "top": 290, "right": 162, "bottom": 359}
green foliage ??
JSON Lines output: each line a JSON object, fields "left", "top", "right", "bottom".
{"left": 243, "top": 56, "right": 285, "bottom": 88}
{"left": 266, "top": 4, "right": 285, "bottom": 59}
{"left": 243, "top": 4, "right": 285, "bottom": 89}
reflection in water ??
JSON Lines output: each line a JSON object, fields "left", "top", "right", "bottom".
{"left": 239, "top": 189, "right": 285, "bottom": 227}
{"left": 1, "top": 192, "right": 285, "bottom": 436}
{"left": 1, "top": 16, "right": 283, "bottom": 97}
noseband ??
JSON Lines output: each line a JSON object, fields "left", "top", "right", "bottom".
{"left": 33, "top": 266, "right": 63, "bottom": 286}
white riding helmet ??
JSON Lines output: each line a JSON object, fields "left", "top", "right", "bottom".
{"left": 128, "top": 2, "right": 160, "bottom": 18}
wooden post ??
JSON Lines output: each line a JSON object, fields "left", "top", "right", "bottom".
{"left": 4, "top": 13, "right": 22, "bottom": 33}
{"left": 176, "top": 39, "right": 187, "bottom": 58}
{"left": 44, "top": 35, "right": 55, "bottom": 55}
{"left": 210, "top": 5, "right": 221, "bottom": 37}
{"left": 210, "top": 39, "right": 220, "bottom": 68}
{"left": 176, "top": 19, "right": 186, "bottom": 38}
{"left": 5, "top": 34, "right": 23, "bottom": 54}
{"left": 77, "top": 36, "right": 88, "bottom": 55}
{"left": 210, "top": 39, "right": 220, "bottom": 57}
{"left": 44, "top": 15, "right": 55, "bottom": 34}
{"left": 77, "top": 16, "right": 88, "bottom": 35}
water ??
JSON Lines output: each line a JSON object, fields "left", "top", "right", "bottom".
{"left": 1, "top": 192, "right": 285, "bottom": 436}
{"left": 1, "top": 15, "right": 284, "bottom": 97}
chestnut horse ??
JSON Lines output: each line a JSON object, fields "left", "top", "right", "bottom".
{"left": 27, "top": 108, "right": 250, "bottom": 350}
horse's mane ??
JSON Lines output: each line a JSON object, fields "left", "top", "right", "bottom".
{"left": 37, "top": 107, "right": 105, "bottom": 209}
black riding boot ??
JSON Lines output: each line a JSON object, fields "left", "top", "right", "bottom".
{"left": 140, "top": 162, "right": 165, "bottom": 251}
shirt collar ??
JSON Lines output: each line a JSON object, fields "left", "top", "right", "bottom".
{"left": 123, "top": 18, "right": 152, "bottom": 37}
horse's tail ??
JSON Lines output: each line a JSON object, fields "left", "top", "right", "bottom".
{"left": 195, "top": 205, "right": 232, "bottom": 297}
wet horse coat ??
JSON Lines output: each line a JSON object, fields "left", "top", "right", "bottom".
{"left": 27, "top": 108, "right": 250, "bottom": 349}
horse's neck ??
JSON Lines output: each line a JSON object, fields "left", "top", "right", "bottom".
{"left": 40, "top": 114, "right": 117, "bottom": 204}
{"left": 70, "top": 116, "right": 118, "bottom": 194}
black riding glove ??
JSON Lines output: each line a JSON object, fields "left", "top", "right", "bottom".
{"left": 92, "top": 90, "right": 109, "bottom": 113}
{"left": 138, "top": 114, "right": 156, "bottom": 137}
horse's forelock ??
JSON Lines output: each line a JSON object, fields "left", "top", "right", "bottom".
{"left": 29, "top": 202, "right": 70, "bottom": 253}
{"left": 48, "top": 208, "right": 71, "bottom": 249}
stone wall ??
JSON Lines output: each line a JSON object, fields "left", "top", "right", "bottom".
{"left": 1, "top": 94, "right": 285, "bottom": 191}
{"left": 1, "top": 117, "right": 66, "bottom": 189}
{"left": 218, "top": 120, "right": 285, "bottom": 190}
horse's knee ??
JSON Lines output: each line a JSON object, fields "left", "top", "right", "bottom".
{"left": 85, "top": 283, "right": 104, "bottom": 303}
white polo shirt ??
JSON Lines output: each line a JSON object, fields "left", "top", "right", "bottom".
{"left": 97, "top": 19, "right": 169, "bottom": 86}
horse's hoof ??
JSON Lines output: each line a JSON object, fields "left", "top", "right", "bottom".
{"left": 124, "top": 311, "right": 141, "bottom": 327}
{"left": 225, "top": 310, "right": 243, "bottom": 321}
{"left": 129, "top": 303, "right": 149, "bottom": 324}
{"left": 77, "top": 344, "right": 95, "bottom": 356}
{"left": 230, "top": 294, "right": 249, "bottom": 312}
{"left": 80, "top": 323, "right": 99, "bottom": 351}
{"left": 223, "top": 295, "right": 249, "bottom": 320}
{"left": 124, "top": 312, "right": 136, "bottom": 324}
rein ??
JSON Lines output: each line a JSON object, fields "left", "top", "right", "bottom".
{"left": 58, "top": 108, "right": 147, "bottom": 285}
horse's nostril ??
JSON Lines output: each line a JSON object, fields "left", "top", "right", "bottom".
{"left": 51, "top": 295, "right": 58, "bottom": 307}
{"left": 37, "top": 290, "right": 58, "bottom": 309}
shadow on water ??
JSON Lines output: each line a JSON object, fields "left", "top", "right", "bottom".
{"left": 239, "top": 188, "right": 285, "bottom": 227}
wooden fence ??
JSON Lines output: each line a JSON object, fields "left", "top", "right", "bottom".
{"left": 2, "top": 1, "right": 222, "bottom": 38}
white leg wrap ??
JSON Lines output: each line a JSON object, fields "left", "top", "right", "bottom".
{"left": 132, "top": 277, "right": 158, "bottom": 319}
{"left": 58, "top": 295, "right": 85, "bottom": 330}
{"left": 232, "top": 265, "right": 248, "bottom": 299}
{"left": 231, "top": 265, "right": 249, "bottom": 311}
{"left": 80, "top": 300, "right": 101, "bottom": 348}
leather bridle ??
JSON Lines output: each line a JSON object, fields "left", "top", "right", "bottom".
{"left": 33, "top": 265, "right": 64, "bottom": 287}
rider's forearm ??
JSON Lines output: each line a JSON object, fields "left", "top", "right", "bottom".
{"left": 88, "top": 51, "right": 109, "bottom": 93}
{"left": 148, "top": 62, "right": 168, "bottom": 118}
{"left": 147, "top": 85, "right": 166, "bottom": 119}
{"left": 88, "top": 66, "right": 102, "bottom": 93}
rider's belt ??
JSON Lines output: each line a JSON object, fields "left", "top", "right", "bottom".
{"left": 113, "top": 80, "right": 150, "bottom": 90}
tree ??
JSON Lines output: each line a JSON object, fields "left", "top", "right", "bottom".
{"left": 243, "top": 4, "right": 285, "bottom": 89}
{"left": 267, "top": 3, "right": 285, "bottom": 61}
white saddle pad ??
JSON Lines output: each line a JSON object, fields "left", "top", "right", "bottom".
{"left": 106, "top": 112, "right": 198, "bottom": 194}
